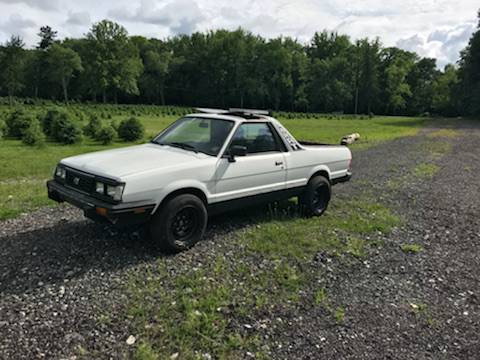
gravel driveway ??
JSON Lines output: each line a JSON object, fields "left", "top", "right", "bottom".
{"left": 1, "top": 120, "right": 479, "bottom": 359}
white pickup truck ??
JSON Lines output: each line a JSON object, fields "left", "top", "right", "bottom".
{"left": 47, "top": 109, "right": 352, "bottom": 252}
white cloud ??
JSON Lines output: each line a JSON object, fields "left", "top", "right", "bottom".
{"left": 109, "top": 0, "right": 206, "bottom": 35}
{"left": 0, "top": 0, "right": 59, "bottom": 10}
{"left": 0, "top": 0, "right": 478, "bottom": 67}
{"left": 0, "top": 13, "right": 37, "bottom": 43}
{"left": 66, "top": 11, "right": 91, "bottom": 26}
{"left": 396, "top": 22, "right": 476, "bottom": 68}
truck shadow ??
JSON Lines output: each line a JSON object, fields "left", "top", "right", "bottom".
{"left": 0, "top": 201, "right": 300, "bottom": 296}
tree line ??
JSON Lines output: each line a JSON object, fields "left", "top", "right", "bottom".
{"left": 0, "top": 11, "right": 479, "bottom": 117}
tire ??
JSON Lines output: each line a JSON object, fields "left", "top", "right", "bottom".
{"left": 299, "top": 175, "right": 331, "bottom": 217}
{"left": 149, "top": 194, "right": 207, "bottom": 253}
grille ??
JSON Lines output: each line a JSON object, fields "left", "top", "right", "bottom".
{"left": 65, "top": 169, "right": 95, "bottom": 194}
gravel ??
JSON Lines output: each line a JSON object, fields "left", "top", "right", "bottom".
{"left": 1, "top": 120, "right": 479, "bottom": 359}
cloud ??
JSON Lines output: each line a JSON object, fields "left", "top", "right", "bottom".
{"left": 0, "top": 0, "right": 59, "bottom": 11}
{"left": 66, "top": 11, "right": 91, "bottom": 26}
{"left": 109, "top": 0, "right": 206, "bottom": 35}
{"left": 396, "top": 22, "right": 476, "bottom": 68}
{"left": 0, "top": 0, "right": 478, "bottom": 67}
{"left": 0, "top": 13, "right": 36, "bottom": 40}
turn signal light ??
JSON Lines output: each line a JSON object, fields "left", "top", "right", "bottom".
{"left": 96, "top": 207, "right": 108, "bottom": 217}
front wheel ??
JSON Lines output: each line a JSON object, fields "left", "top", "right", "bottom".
{"left": 299, "top": 175, "right": 331, "bottom": 217}
{"left": 150, "top": 194, "right": 207, "bottom": 253}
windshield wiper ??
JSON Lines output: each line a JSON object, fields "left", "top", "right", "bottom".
{"left": 167, "top": 142, "right": 198, "bottom": 153}
{"left": 150, "top": 139, "right": 164, "bottom": 145}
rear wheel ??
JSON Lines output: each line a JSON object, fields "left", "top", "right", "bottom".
{"left": 299, "top": 175, "right": 331, "bottom": 217}
{"left": 150, "top": 194, "right": 207, "bottom": 253}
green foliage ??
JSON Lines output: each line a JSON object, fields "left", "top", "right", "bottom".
{"left": 0, "top": 36, "right": 26, "bottom": 103}
{"left": 458, "top": 11, "right": 480, "bottom": 116}
{"left": 43, "top": 108, "right": 82, "bottom": 144}
{"left": 118, "top": 117, "right": 144, "bottom": 141}
{"left": 0, "top": 119, "right": 5, "bottom": 138}
{"left": 46, "top": 44, "right": 83, "bottom": 102}
{"left": 22, "top": 118, "right": 45, "bottom": 146}
{"left": 5, "top": 108, "right": 33, "bottom": 138}
{"left": 334, "top": 307, "right": 345, "bottom": 324}
{"left": 95, "top": 125, "right": 116, "bottom": 144}
{"left": 1, "top": 18, "right": 477, "bottom": 116}
{"left": 83, "top": 115, "right": 103, "bottom": 137}
{"left": 413, "top": 163, "right": 439, "bottom": 178}
{"left": 400, "top": 244, "right": 423, "bottom": 254}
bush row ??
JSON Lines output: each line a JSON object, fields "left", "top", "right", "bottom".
{"left": 1, "top": 108, "right": 145, "bottom": 146}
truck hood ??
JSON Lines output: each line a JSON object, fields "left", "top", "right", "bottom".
{"left": 61, "top": 143, "right": 210, "bottom": 179}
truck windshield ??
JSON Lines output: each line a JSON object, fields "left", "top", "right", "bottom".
{"left": 152, "top": 117, "right": 235, "bottom": 156}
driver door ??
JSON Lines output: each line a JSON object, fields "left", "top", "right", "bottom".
{"left": 213, "top": 122, "right": 287, "bottom": 203}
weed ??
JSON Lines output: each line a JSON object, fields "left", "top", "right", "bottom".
{"left": 401, "top": 244, "right": 423, "bottom": 254}
{"left": 334, "top": 307, "right": 345, "bottom": 324}
{"left": 413, "top": 163, "right": 439, "bottom": 178}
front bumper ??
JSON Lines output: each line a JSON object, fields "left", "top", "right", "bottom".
{"left": 47, "top": 180, "right": 155, "bottom": 226}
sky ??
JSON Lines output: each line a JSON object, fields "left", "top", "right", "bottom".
{"left": 0, "top": 0, "right": 478, "bottom": 68}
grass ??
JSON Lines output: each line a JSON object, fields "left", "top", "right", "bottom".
{"left": 400, "top": 243, "right": 423, "bottom": 254}
{"left": 0, "top": 103, "right": 427, "bottom": 220}
{"left": 279, "top": 116, "right": 425, "bottom": 149}
{"left": 413, "top": 163, "right": 439, "bottom": 178}
{"left": 122, "top": 196, "right": 400, "bottom": 358}
{"left": 426, "top": 128, "right": 460, "bottom": 138}
{"left": 244, "top": 198, "right": 399, "bottom": 260}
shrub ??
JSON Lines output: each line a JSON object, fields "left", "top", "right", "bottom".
{"left": 95, "top": 125, "right": 116, "bottom": 145}
{"left": 118, "top": 117, "right": 144, "bottom": 141}
{"left": 110, "top": 120, "right": 119, "bottom": 131}
{"left": 22, "top": 118, "right": 45, "bottom": 146}
{"left": 42, "top": 108, "right": 68, "bottom": 136}
{"left": 43, "top": 109, "right": 82, "bottom": 144}
{"left": 54, "top": 121, "right": 82, "bottom": 144}
{"left": 83, "top": 115, "right": 103, "bottom": 137}
{"left": 5, "top": 109, "right": 34, "bottom": 138}
{"left": 0, "top": 119, "right": 5, "bottom": 138}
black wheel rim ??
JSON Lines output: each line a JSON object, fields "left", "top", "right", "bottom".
{"left": 171, "top": 206, "right": 199, "bottom": 245}
{"left": 312, "top": 184, "right": 328, "bottom": 212}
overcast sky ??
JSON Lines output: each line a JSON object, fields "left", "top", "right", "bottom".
{"left": 0, "top": 0, "right": 478, "bottom": 68}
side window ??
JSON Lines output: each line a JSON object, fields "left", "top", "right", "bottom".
{"left": 229, "top": 123, "right": 280, "bottom": 154}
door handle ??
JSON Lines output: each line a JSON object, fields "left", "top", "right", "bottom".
{"left": 275, "top": 161, "right": 283, "bottom": 166}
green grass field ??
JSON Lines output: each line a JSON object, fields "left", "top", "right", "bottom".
{"left": 0, "top": 104, "right": 426, "bottom": 220}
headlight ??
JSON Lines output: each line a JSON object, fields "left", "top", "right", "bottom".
{"left": 55, "top": 165, "right": 66, "bottom": 180}
{"left": 95, "top": 181, "right": 124, "bottom": 201}
{"left": 95, "top": 182, "right": 105, "bottom": 194}
{"left": 107, "top": 184, "right": 125, "bottom": 201}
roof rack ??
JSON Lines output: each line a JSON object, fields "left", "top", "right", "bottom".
{"left": 194, "top": 108, "right": 229, "bottom": 114}
{"left": 227, "top": 108, "right": 271, "bottom": 116}
{"left": 195, "top": 107, "right": 272, "bottom": 118}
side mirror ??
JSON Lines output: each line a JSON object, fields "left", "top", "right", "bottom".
{"left": 227, "top": 145, "right": 247, "bottom": 162}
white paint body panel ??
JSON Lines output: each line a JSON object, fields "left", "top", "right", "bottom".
{"left": 59, "top": 114, "right": 352, "bottom": 212}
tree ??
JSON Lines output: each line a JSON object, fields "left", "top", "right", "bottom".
{"left": 457, "top": 10, "right": 480, "bottom": 115}
{"left": 46, "top": 44, "right": 83, "bottom": 102}
{"left": 29, "top": 26, "right": 58, "bottom": 98}
{"left": 406, "top": 58, "right": 438, "bottom": 115}
{"left": 432, "top": 65, "right": 459, "bottom": 115}
{"left": 0, "top": 36, "right": 26, "bottom": 104}
{"left": 87, "top": 20, "right": 143, "bottom": 103}
{"left": 353, "top": 38, "right": 381, "bottom": 114}
{"left": 37, "top": 26, "right": 57, "bottom": 50}
{"left": 141, "top": 49, "right": 173, "bottom": 105}
{"left": 307, "top": 32, "right": 354, "bottom": 113}
{"left": 380, "top": 48, "right": 417, "bottom": 114}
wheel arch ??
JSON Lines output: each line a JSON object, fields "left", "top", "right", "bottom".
{"left": 308, "top": 167, "right": 331, "bottom": 184}
{"left": 152, "top": 187, "right": 208, "bottom": 215}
